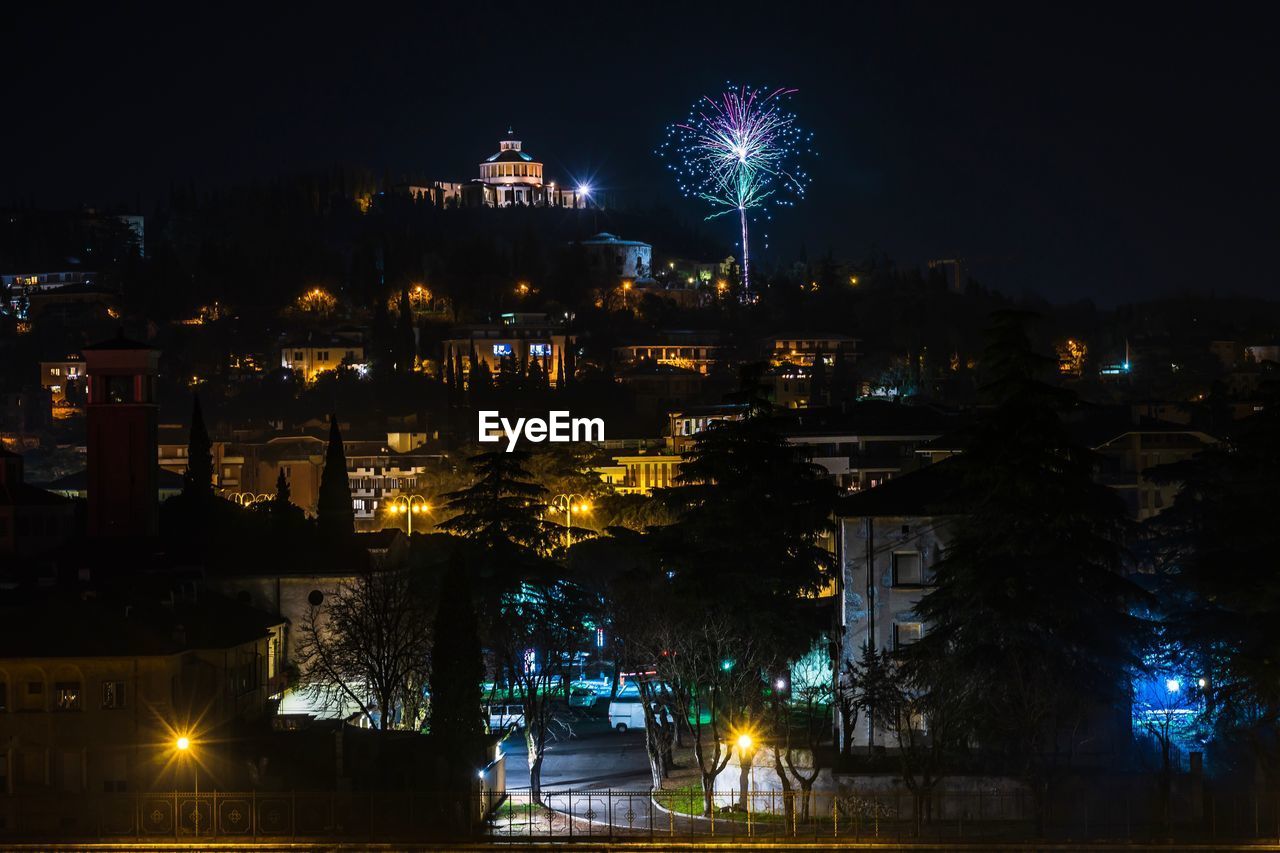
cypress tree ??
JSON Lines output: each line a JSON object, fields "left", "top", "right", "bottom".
{"left": 183, "top": 394, "right": 214, "bottom": 499}
{"left": 397, "top": 286, "right": 416, "bottom": 373}
{"left": 317, "top": 414, "right": 355, "bottom": 537}
{"left": 427, "top": 562, "right": 485, "bottom": 795}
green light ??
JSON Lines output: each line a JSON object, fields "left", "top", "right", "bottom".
{"left": 721, "top": 659, "right": 735, "bottom": 671}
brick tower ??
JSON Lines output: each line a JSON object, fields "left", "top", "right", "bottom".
{"left": 83, "top": 334, "right": 160, "bottom": 537}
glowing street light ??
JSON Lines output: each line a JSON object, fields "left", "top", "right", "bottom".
{"left": 386, "top": 494, "right": 431, "bottom": 535}
{"left": 736, "top": 732, "right": 754, "bottom": 751}
{"left": 174, "top": 734, "right": 200, "bottom": 835}
{"left": 550, "top": 493, "right": 592, "bottom": 548}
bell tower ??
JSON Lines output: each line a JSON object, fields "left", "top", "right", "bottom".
{"left": 83, "top": 334, "right": 160, "bottom": 538}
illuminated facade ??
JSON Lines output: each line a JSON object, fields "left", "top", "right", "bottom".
{"left": 410, "top": 132, "right": 596, "bottom": 208}
{"left": 442, "top": 313, "right": 574, "bottom": 388}
{"left": 280, "top": 337, "right": 367, "bottom": 383}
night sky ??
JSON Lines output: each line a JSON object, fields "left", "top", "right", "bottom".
{"left": 6, "top": 3, "right": 1278, "bottom": 303}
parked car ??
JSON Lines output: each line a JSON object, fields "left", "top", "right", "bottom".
{"left": 486, "top": 704, "right": 526, "bottom": 731}
{"left": 568, "top": 686, "right": 600, "bottom": 708}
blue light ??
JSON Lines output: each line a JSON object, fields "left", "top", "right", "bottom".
{"left": 577, "top": 183, "right": 592, "bottom": 196}
{"left": 1166, "top": 678, "right": 1180, "bottom": 693}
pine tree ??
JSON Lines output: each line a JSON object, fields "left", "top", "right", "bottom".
{"left": 274, "top": 466, "right": 291, "bottom": 506}
{"left": 317, "top": 414, "right": 355, "bottom": 538}
{"left": 907, "top": 311, "right": 1146, "bottom": 809}
{"left": 183, "top": 394, "right": 214, "bottom": 500}
{"left": 440, "top": 450, "right": 550, "bottom": 588}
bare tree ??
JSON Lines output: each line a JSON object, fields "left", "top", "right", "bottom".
{"left": 296, "top": 567, "right": 432, "bottom": 731}
{"left": 654, "top": 614, "right": 765, "bottom": 816}
{"left": 769, "top": 649, "right": 832, "bottom": 821}
{"left": 493, "top": 578, "right": 589, "bottom": 804}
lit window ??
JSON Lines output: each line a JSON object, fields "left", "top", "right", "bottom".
{"left": 894, "top": 622, "right": 923, "bottom": 649}
{"left": 102, "top": 681, "right": 126, "bottom": 709}
{"left": 54, "top": 682, "right": 81, "bottom": 711}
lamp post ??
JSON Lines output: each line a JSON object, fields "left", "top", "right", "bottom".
{"left": 549, "top": 493, "right": 592, "bottom": 549}
{"left": 386, "top": 494, "right": 430, "bottom": 535}
{"left": 735, "top": 731, "right": 756, "bottom": 813}
{"left": 175, "top": 735, "right": 198, "bottom": 836}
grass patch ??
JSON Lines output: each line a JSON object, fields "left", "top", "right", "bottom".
{"left": 652, "top": 783, "right": 787, "bottom": 824}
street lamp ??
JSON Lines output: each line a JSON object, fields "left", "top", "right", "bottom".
{"left": 386, "top": 494, "right": 431, "bottom": 535}
{"left": 733, "top": 730, "right": 757, "bottom": 811}
{"left": 550, "top": 493, "right": 592, "bottom": 548}
{"left": 175, "top": 735, "right": 199, "bottom": 836}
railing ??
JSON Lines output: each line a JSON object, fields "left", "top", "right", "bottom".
{"left": 0, "top": 787, "right": 1279, "bottom": 842}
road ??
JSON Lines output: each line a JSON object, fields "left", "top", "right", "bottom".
{"left": 499, "top": 713, "right": 653, "bottom": 791}
{"left": 494, "top": 710, "right": 710, "bottom": 836}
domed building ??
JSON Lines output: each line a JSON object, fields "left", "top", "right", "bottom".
{"left": 465, "top": 130, "right": 593, "bottom": 208}
{"left": 404, "top": 130, "right": 600, "bottom": 209}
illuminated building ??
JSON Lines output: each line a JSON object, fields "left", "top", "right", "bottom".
{"left": 580, "top": 232, "right": 653, "bottom": 282}
{"left": 763, "top": 332, "right": 858, "bottom": 367}
{"left": 38, "top": 355, "right": 84, "bottom": 406}
{"left": 595, "top": 453, "right": 682, "bottom": 495}
{"left": 0, "top": 591, "right": 284, "bottom": 799}
{"left": 408, "top": 131, "right": 596, "bottom": 209}
{"left": 614, "top": 330, "right": 726, "bottom": 375}
{"left": 279, "top": 335, "right": 367, "bottom": 383}
{"left": 442, "top": 313, "right": 574, "bottom": 388}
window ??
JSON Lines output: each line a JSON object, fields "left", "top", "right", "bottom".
{"left": 54, "top": 681, "right": 81, "bottom": 711}
{"left": 293, "top": 351, "right": 303, "bottom": 361}
{"left": 892, "top": 552, "right": 924, "bottom": 586}
{"left": 894, "top": 622, "right": 923, "bottom": 649}
{"left": 50, "top": 367, "right": 61, "bottom": 376}
{"left": 318, "top": 350, "right": 329, "bottom": 362}
{"left": 102, "top": 681, "right": 126, "bottom": 709}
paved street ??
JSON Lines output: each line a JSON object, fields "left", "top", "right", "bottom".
{"left": 499, "top": 714, "right": 653, "bottom": 791}
{"left": 494, "top": 711, "right": 718, "bottom": 837}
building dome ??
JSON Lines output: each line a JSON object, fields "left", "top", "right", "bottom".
{"left": 479, "top": 131, "right": 544, "bottom": 187}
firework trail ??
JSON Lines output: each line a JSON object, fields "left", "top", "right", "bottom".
{"left": 659, "top": 85, "right": 813, "bottom": 291}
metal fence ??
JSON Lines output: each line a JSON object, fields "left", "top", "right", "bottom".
{"left": 2, "top": 787, "right": 1280, "bottom": 842}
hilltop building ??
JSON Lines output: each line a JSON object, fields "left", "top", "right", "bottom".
{"left": 408, "top": 131, "right": 598, "bottom": 209}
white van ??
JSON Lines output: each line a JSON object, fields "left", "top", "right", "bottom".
{"left": 486, "top": 704, "right": 525, "bottom": 732}
{"left": 607, "top": 684, "right": 672, "bottom": 733}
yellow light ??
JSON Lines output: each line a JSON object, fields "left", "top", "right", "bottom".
{"left": 412, "top": 504, "right": 423, "bottom": 513}
{"left": 176, "top": 736, "right": 191, "bottom": 751}
{"left": 580, "top": 502, "right": 592, "bottom": 512}
{"left": 849, "top": 275, "right": 859, "bottom": 286}
{"left": 736, "top": 733, "right": 753, "bottom": 751}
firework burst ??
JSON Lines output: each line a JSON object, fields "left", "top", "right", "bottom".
{"left": 658, "top": 84, "right": 814, "bottom": 291}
